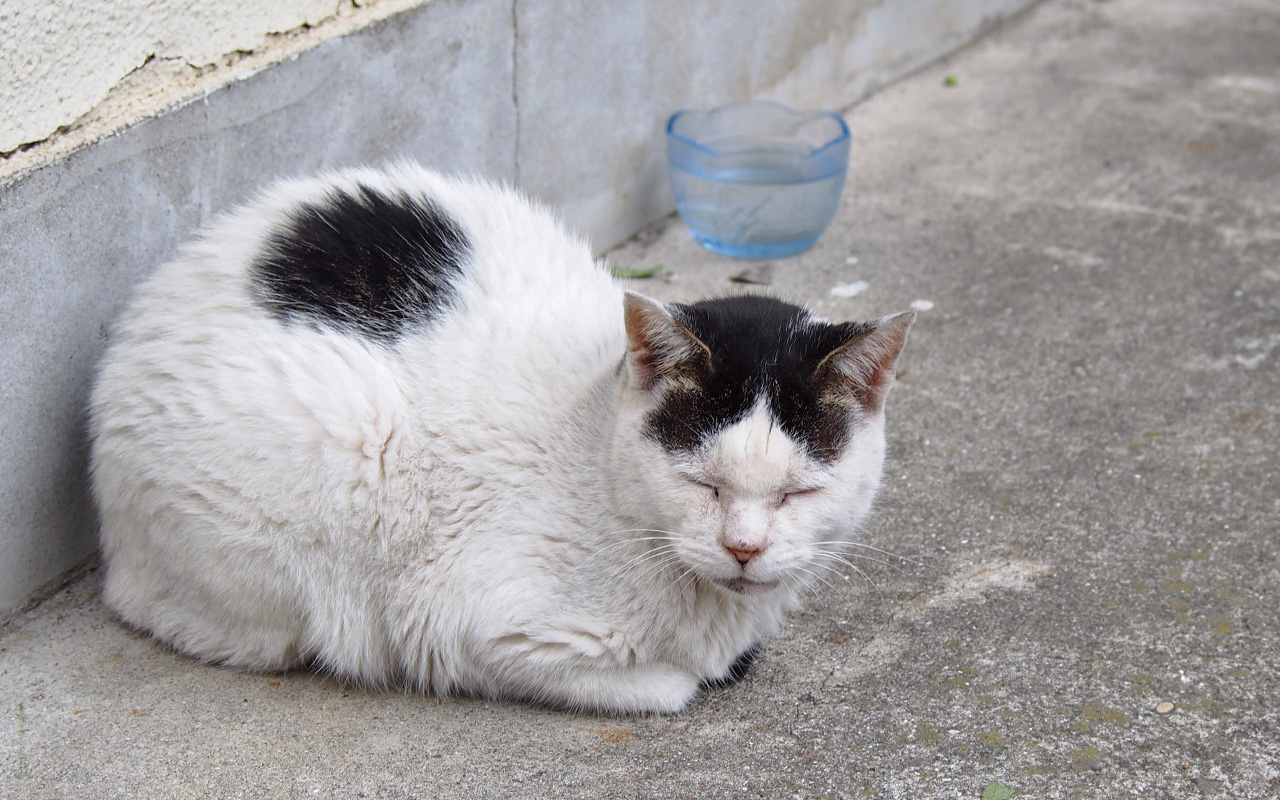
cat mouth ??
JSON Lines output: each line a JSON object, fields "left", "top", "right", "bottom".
{"left": 715, "top": 578, "right": 781, "bottom": 595}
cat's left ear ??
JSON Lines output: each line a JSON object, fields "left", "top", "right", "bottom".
{"left": 816, "top": 310, "right": 915, "bottom": 413}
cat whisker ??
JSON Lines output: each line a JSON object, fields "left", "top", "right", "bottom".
{"left": 782, "top": 571, "right": 836, "bottom": 606}
{"left": 779, "top": 573, "right": 810, "bottom": 602}
{"left": 628, "top": 552, "right": 686, "bottom": 583}
{"left": 806, "top": 552, "right": 885, "bottom": 599}
{"left": 808, "top": 546, "right": 905, "bottom": 575}
{"left": 604, "top": 548, "right": 682, "bottom": 582}
{"left": 789, "top": 565, "right": 842, "bottom": 597}
{"left": 592, "top": 529, "right": 681, "bottom": 542}
{"left": 592, "top": 536, "right": 677, "bottom": 558}
{"left": 669, "top": 564, "right": 700, "bottom": 596}
{"left": 589, "top": 529, "right": 683, "bottom": 552}
{"left": 601, "top": 528, "right": 683, "bottom": 537}
{"left": 590, "top": 532, "right": 680, "bottom": 564}
{"left": 815, "top": 539, "right": 924, "bottom": 568}
{"left": 619, "top": 545, "right": 689, "bottom": 579}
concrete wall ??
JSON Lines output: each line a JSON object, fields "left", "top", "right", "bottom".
{"left": 0, "top": 0, "right": 1039, "bottom": 614}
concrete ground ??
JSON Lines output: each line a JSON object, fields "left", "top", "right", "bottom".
{"left": 3, "top": 0, "right": 1278, "bottom": 796}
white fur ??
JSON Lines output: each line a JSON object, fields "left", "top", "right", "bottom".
{"left": 89, "top": 163, "right": 892, "bottom": 714}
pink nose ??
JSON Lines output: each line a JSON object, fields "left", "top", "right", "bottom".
{"left": 726, "top": 545, "right": 762, "bottom": 565}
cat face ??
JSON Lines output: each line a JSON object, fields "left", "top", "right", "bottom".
{"left": 615, "top": 293, "right": 913, "bottom": 596}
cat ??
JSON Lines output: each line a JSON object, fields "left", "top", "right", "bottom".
{"left": 88, "top": 162, "right": 913, "bottom": 714}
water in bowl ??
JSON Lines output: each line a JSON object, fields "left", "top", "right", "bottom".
{"left": 669, "top": 148, "right": 846, "bottom": 259}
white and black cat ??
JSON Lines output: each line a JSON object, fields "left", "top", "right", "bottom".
{"left": 88, "top": 163, "right": 913, "bottom": 714}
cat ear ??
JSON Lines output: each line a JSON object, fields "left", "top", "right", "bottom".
{"left": 622, "top": 292, "right": 713, "bottom": 391}
{"left": 816, "top": 310, "right": 915, "bottom": 413}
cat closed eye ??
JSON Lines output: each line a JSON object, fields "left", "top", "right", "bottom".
{"left": 690, "top": 481, "right": 720, "bottom": 499}
{"left": 779, "top": 488, "right": 823, "bottom": 506}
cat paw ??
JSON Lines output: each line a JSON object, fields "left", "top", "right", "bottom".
{"left": 486, "top": 622, "right": 706, "bottom": 713}
{"left": 563, "top": 664, "right": 700, "bottom": 715}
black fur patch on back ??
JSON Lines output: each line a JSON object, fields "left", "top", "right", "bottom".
{"left": 252, "top": 183, "right": 470, "bottom": 342}
{"left": 644, "top": 295, "right": 873, "bottom": 463}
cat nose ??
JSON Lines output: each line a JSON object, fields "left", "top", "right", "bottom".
{"left": 725, "top": 545, "right": 762, "bottom": 565}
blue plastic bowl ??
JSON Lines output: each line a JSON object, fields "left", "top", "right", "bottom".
{"left": 666, "top": 100, "right": 850, "bottom": 259}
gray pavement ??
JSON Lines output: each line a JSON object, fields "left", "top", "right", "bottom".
{"left": 3, "top": 0, "right": 1278, "bottom": 797}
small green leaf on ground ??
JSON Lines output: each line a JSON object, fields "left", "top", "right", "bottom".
{"left": 944, "top": 74, "right": 959, "bottom": 87}
{"left": 610, "top": 264, "right": 664, "bottom": 279}
{"left": 982, "top": 781, "right": 1015, "bottom": 800}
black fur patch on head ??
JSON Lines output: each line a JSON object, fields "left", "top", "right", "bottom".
{"left": 644, "top": 295, "right": 874, "bottom": 463}
{"left": 252, "top": 183, "right": 470, "bottom": 342}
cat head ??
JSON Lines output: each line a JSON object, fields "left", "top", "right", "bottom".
{"left": 612, "top": 292, "right": 913, "bottom": 597}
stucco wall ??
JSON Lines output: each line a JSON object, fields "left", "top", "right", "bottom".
{"left": 0, "top": 0, "right": 401, "bottom": 153}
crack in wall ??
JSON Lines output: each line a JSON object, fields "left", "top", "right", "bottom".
{"left": 510, "top": 0, "right": 521, "bottom": 185}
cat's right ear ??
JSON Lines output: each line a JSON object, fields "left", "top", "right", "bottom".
{"left": 622, "top": 292, "right": 713, "bottom": 391}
